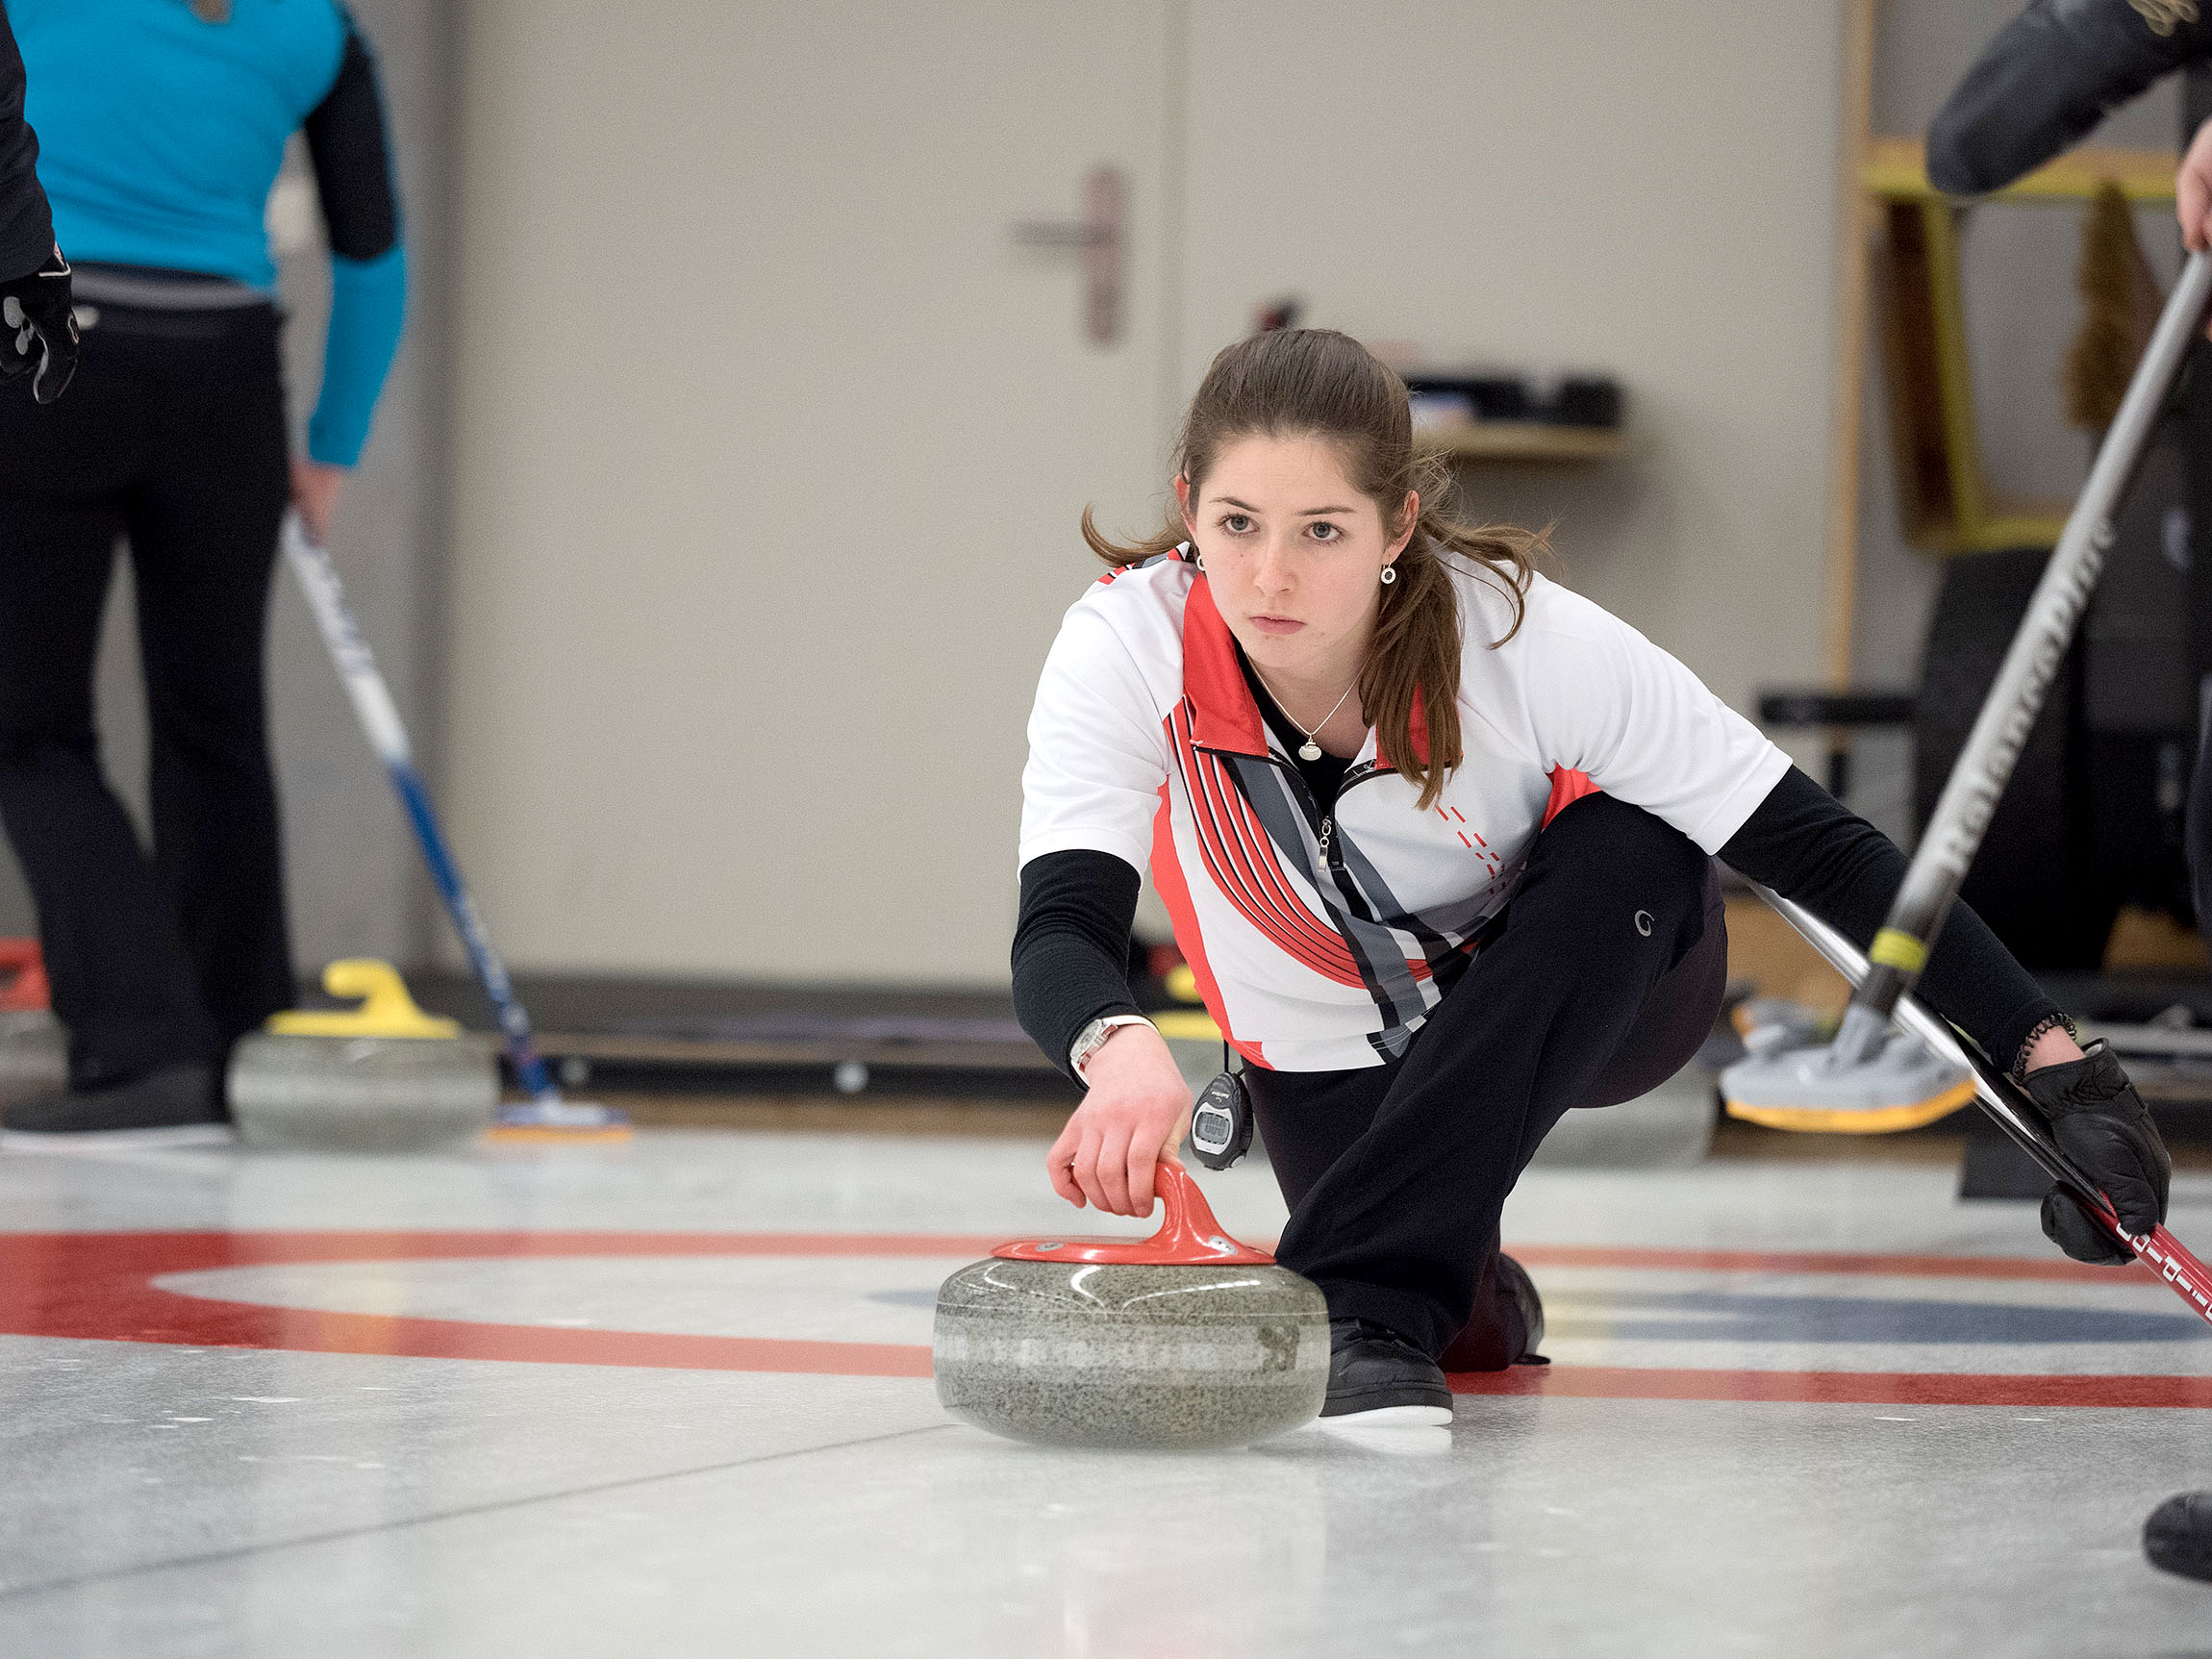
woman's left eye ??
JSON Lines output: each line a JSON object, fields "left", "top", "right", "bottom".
{"left": 1309, "top": 522, "right": 1342, "bottom": 543}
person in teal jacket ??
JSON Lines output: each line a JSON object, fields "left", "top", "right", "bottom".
{"left": 0, "top": 0, "right": 407, "bottom": 1142}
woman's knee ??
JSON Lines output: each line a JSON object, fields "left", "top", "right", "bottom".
{"left": 1521, "top": 793, "right": 1712, "bottom": 944}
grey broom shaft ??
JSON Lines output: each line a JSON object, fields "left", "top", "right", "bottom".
{"left": 1753, "top": 885, "right": 2093, "bottom": 1197}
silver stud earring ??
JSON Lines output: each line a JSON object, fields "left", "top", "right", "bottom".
{"left": 1379, "top": 565, "right": 1397, "bottom": 586}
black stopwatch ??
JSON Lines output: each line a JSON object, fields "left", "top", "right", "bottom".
{"left": 1187, "top": 1068, "right": 1254, "bottom": 1169}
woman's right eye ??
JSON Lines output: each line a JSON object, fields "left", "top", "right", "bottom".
{"left": 1220, "top": 514, "right": 1253, "bottom": 534}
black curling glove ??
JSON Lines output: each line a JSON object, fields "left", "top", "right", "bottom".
{"left": 2023, "top": 1040, "right": 2171, "bottom": 1265}
{"left": 0, "top": 247, "right": 76, "bottom": 404}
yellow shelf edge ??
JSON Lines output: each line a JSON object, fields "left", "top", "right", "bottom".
{"left": 1863, "top": 136, "right": 2176, "bottom": 203}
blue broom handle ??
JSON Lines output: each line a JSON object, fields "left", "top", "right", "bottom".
{"left": 281, "top": 514, "right": 558, "bottom": 1102}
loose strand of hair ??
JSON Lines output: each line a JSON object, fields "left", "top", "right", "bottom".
{"left": 1080, "top": 501, "right": 1188, "bottom": 568}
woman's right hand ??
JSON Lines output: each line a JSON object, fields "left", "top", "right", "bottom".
{"left": 1046, "top": 1023, "right": 1193, "bottom": 1217}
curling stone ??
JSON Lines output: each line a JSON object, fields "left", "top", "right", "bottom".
{"left": 933, "top": 1164, "right": 1328, "bottom": 1451}
{"left": 227, "top": 960, "right": 497, "bottom": 1153}
{"left": 0, "top": 941, "right": 64, "bottom": 1103}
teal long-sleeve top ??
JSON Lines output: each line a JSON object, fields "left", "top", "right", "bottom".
{"left": 13, "top": 0, "right": 406, "bottom": 466}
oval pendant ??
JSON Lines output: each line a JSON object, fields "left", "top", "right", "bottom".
{"left": 1298, "top": 742, "right": 1322, "bottom": 762}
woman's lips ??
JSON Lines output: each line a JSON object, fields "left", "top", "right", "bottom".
{"left": 1248, "top": 615, "right": 1305, "bottom": 636}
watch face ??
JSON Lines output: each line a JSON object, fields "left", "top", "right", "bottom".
{"left": 1192, "top": 1108, "right": 1234, "bottom": 1152}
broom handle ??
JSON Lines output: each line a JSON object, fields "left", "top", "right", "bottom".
{"left": 1754, "top": 884, "right": 2212, "bottom": 1329}
{"left": 281, "top": 513, "right": 561, "bottom": 1103}
{"left": 1834, "top": 247, "right": 2212, "bottom": 1066}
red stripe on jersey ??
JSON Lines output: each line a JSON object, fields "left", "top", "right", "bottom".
{"left": 1150, "top": 781, "right": 1268, "bottom": 1068}
{"left": 1206, "top": 754, "right": 1365, "bottom": 979}
{"left": 1212, "top": 769, "right": 1362, "bottom": 973}
{"left": 1543, "top": 766, "right": 1600, "bottom": 828}
{"left": 1171, "top": 710, "right": 1363, "bottom": 986}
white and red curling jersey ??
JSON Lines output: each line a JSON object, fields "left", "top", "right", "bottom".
{"left": 1018, "top": 548, "right": 1791, "bottom": 1071}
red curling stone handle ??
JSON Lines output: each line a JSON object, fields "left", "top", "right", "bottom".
{"left": 993, "top": 1163, "right": 1277, "bottom": 1266}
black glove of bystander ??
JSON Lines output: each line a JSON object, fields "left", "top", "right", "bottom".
{"left": 0, "top": 248, "right": 76, "bottom": 404}
{"left": 2023, "top": 1040, "right": 2172, "bottom": 1265}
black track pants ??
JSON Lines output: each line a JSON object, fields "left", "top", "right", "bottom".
{"left": 1245, "top": 792, "right": 1726, "bottom": 1360}
{"left": 0, "top": 303, "right": 293, "bottom": 1088}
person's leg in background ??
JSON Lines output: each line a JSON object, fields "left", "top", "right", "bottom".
{"left": 1252, "top": 792, "right": 1725, "bottom": 1363}
{"left": 126, "top": 306, "right": 295, "bottom": 1056}
{"left": 0, "top": 328, "right": 222, "bottom": 1117}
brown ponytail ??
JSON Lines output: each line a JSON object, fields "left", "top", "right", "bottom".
{"left": 1082, "top": 328, "right": 1546, "bottom": 810}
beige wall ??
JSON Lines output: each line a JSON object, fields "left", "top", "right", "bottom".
{"left": 1174, "top": 1, "right": 1841, "bottom": 724}
{"left": 446, "top": 1, "right": 1846, "bottom": 984}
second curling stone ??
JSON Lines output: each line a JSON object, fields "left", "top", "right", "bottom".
{"left": 0, "top": 940, "right": 64, "bottom": 1103}
{"left": 934, "top": 1165, "right": 1328, "bottom": 1451}
{"left": 228, "top": 960, "right": 497, "bottom": 1153}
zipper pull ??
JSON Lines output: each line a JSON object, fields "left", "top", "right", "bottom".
{"left": 1318, "top": 816, "right": 1339, "bottom": 870}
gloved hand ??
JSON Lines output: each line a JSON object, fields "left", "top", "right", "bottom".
{"left": 0, "top": 249, "right": 78, "bottom": 404}
{"left": 2023, "top": 1039, "right": 2172, "bottom": 1265}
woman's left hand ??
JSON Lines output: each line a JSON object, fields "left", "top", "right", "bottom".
{"left": 290, "top": 457, "right": 346, "bottom": 544}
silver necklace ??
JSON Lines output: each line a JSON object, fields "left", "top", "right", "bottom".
{"left": 1255, "top": 670, "right": 1358, "bottom": 762}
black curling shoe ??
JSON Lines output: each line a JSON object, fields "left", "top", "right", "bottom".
{"left": 1438, "top": 1251, "right": 1549, "bottom": 1371}
{"left": 1496, "top": 1251, "right": 1548, "bottom": 1363}
{"left": 1, "top": 1065, "right": 228, "bottom": 1148}
{"left": 1320, "top": 1317, "right": 1453, "bottom": 1425}
{"left": 2146, "top": 1492, "right": 2212, "bottom": 1583}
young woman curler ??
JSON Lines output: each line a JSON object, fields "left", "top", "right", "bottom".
{"left": 1012, "top": 328, "right": 2170, "bottom": 1424}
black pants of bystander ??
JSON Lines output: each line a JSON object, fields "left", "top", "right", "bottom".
{"left": 0, "top": 301, "right": 293, "bottom": 1091}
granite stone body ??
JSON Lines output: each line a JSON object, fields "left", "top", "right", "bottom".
{"left": 933, "top": 1256, "right": 1329, "bottom": 1450}
{"left": 0, "top": 1011, "right": 65, "bottom": 1103}
{"left": 227, "top": 1033, "right": 497, "bottom": 1152}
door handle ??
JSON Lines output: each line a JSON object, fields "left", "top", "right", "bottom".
{"left": 1010, "top": 165, "right": 1125, "bottom": 345}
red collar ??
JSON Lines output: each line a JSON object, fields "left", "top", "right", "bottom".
{"left": 1184, "top": 565, "right": 1431, "bottom": 767}
{"left": 1181, "top": 570, "right": 1269, "bottom": 756}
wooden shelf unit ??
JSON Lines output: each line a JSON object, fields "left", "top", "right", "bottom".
{"left": 1862, "top": 137, "right": 2177, "bottom": 205}
{"left": 1866, "top": 138, "right": 2176, "bottom": 556}
{"left": 1413, "top": 421, "right": 1625, "bottom": 464}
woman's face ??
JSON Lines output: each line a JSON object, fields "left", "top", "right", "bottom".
{"left": 1178, "top": 432, "right": 1415, "bottom": 681}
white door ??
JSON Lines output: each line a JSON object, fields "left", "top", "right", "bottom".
{"left": 447, "top": 2, "right": 1177, "bottom": 981}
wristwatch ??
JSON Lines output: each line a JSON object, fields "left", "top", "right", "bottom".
{"left": 1069, "top": 1014, "right": 1154, "bottom": 1084}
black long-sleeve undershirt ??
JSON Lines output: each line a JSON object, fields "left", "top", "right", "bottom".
{"left": 1715, "top": 767, "right": 2059, "bottom": 1069}
{"left": 1012, "top": 765, "right": 2064, "bottom": 1084}
{"left": 302, "top": 15, "right": 400, "bottom": 264}
{"left": 1013, "top": 850, "right": 1146, "bottom": 1080}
